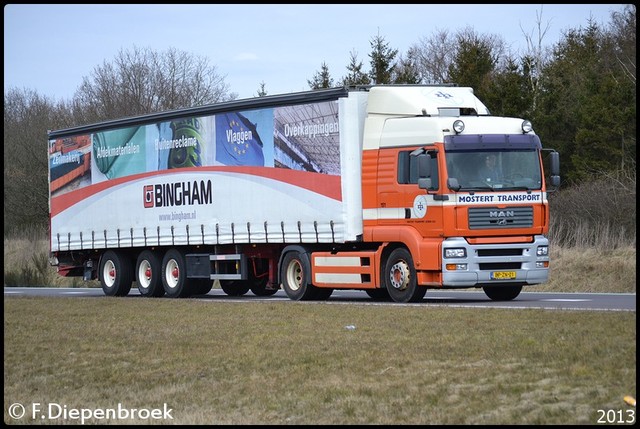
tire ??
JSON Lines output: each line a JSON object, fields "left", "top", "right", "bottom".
{"left": 220, "top": 280, "right": 251, "bottom": 296}
{"left": 383, "top": 248, "right": 426, "bottom": 303}
{"left": 250, "top": 276, "right": 279, "bottom": 296}
{"left": 192, "top": 279, "right": 213, "bottom": 295}
{"left": 365, "top": 288, "right": 392, "bottom": 301}
{"left": 248, "top": 259, "right": 279, "bottom": 296}
{"left": 136, "top": 250, "right": 165, "bottom": 297}
{"left": 483, "top": 285, "right": 523, "bottom": 301}
{"left": 280, "top": 251, "right": 316, "bottom": 301}
{"left": 312, "top": 287, "right": 334, "bottom": 301}
{"left": 99, "top": 250, "right": 133, "bottom": 297}
{"left": 161, "top": 248, "right": 191, "bottom": 298}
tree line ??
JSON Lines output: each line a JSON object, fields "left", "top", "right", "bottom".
{"left": 3, "top": 5, "right": 635, "bottom": 236}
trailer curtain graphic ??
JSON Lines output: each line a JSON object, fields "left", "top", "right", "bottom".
{"left": 167, "top": 118, "right": 205, "bottom": 168}
{"left": 93, "top": 126, "right": 146, "bottom": 179}
{"left": 273, "top": 101, "right": 340, "bottom": 175}
{"left": 49, "top": 135, "right": 92, "bottom": 195}
{"left": 215, "top": 111, "right": 266, "bottom": 166}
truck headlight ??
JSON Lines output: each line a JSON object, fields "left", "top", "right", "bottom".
{"left": 444, "top": 248, "right": 466, "bottom": 258}
{"left": 536, "top": 246, "right": 549, "bottom": 257}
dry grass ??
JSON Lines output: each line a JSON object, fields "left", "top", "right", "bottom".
{"left": 3, "top": 297, "right": 636, "bottom": 425}
{"left": 527, "top": 246, "right": 636, "bottom": 293}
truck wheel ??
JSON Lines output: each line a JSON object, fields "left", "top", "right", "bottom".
{"left": 161, "top": 248, "right": 191, "bottom": 298}
{"left": 312, "top": 287, "right": 333, "bottom": 301}
{"left": 136, "top": 250, "right": 165, "bottom": 297}
{"left": 220, "top": 280, "right": 251, "bottom": 296}
{"left": 192, "top": 279, "right": 213, "bottom": 295}
{"left": 365, "top": 288, "right": 391, "bottom": 301}
{"left": 99, "top": 250, "right": 133, "bottom": 297}
{"left": 280, "top": 251, "right": 316, "bottom": 301}
{"left": 250, "top": 277, "right": 279, "bottom": 296}
{"left": 483, "top": 285, "right": 523, "bottom": 301}
{"left": 383, "top": 248, "right": 426, "bottom": 303}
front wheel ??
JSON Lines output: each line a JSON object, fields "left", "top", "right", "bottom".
{"left": 482, "top": 285, "right": 523, "bottom": 301}
{"left": 383, "top": 248, "right": 426, "bottom": 303}
{"left": 365, "top": 288, "right": 391, "bottom": 301}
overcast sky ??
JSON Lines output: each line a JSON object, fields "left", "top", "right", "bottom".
{"left": 4, "top": 4, "right": 625, "bottom": 101}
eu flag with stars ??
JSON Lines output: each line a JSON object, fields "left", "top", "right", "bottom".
{"left": 216, "top": 112, "right": 265, "bottom": 166}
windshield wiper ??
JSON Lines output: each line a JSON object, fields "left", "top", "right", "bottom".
{"left": 460, "top": 186, "right": 495, "bottom": 192}
{"left": 503, "top": 186, "right": 533, "bottom": 191}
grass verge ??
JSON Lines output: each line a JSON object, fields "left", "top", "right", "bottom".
{"left": 4, "top": 296, "right": 636, "bottom": 425}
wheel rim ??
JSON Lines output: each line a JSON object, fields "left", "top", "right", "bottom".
{"left": 389, "top": 261, "right": 410, "bottom": 290}
{"left": 165, "top": 259, "right": 179, "bottom": 290}
{"left": 138, "top": 260, "right": 152, "bottom": 289}
{"left": 285, "top": 260, "right": 303, "bottom": 292}
{"left": 103, "top": 260, "right": 116, "bottom": 288}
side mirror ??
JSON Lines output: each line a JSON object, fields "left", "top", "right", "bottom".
{"left": 447, "top": 177, "right": 461, "bottom": 191}
{"left": 417, "top": 153, "right": 431, "bottom": 179}
{"left": 547, "top": 151, "right": 560, "bottom": 190}
{"left": 549, "top": 151, "right": 560, "bottom": 177}
{"left": 418, "top": 178, "right": 432, "bottom": 190}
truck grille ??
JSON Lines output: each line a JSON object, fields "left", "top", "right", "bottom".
{"left": 468, "top": 206, "right": 533, "bottom": 229}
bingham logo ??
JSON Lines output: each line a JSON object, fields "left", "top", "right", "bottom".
{"left": 143, "top": 180, "right": 212, "bottom": 208}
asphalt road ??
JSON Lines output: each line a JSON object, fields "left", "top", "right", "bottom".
{"left": 4, "top": 287, "right": 636, "bottom": 312}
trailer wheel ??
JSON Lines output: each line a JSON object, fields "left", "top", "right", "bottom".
{"left": 136, "top": 250, "right": 165, "bottom": 297}
{"left": 250, "top": 277, "right": 279, "bottom": 296}
{"left": 220, "top": 280, "right": 251, "bottom": 296}
{"left": 99, "top": 250, "right": 133, "bottom": 297}
{"left": 482, "top": 285, "right": 523, "bottom": 301}
{"left": 383, "top": 248, "right": 426, "bottom": 303}
{"left": 192, "top": 279, "right": 213, "bottom": 295}
{"left": 280, "top": 251, "right": 316, "bottom": 301}
{"left": 161, "top": 249, "right": 191, "bottom": 298}
{"left": 249, "top": 259, "right": 278, "bottom": 296}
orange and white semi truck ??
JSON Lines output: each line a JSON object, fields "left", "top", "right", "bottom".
{"left": 48, "top": 84, "right": 560, "bottom": 302}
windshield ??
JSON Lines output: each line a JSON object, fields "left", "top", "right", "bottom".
{"left": 445, "top": 150, "right": 542, "bottom": 191}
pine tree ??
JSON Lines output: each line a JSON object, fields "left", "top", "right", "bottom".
{"left": 340, "top": 50, "right": 371, "bottom": 86}
{"left": 368, "top": 32, "right": 398, "bottom": 84}
{"left": 307, "top": 62, "right": 334, "bottom": 89}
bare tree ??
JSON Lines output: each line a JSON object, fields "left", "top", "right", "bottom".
{"left": 607, "top": 4, "right": 636, "bottom": 86}
{"left": 410, "top": 29, "right": 456, "bottom": 84}
{"left": 520, "top": 6, "right": 552, "bottom": 112}
{"left": 72, "top": 46, "right": 237, "bottom": 125}
{"left": 392, "top": 48, "right": 421, "bottom": 84}
{"left": 4, "top": 88, "right": 64, "bottom": 232}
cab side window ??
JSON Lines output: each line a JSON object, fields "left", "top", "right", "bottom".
{"left": 397, "top": 150, "right": 439, "bottom": 189}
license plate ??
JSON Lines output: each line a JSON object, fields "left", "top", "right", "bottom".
{"left": 491, "top": 271, "right": 516, "bottom": 280}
